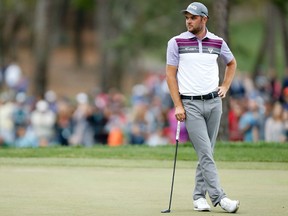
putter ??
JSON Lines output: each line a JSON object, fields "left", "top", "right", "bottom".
{"left": 161, "top": 120, "right": 181, "bottom": 213}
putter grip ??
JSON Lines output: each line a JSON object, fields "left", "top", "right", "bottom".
{"left": 176, "top": 121, "right": 181, "bottom": 141}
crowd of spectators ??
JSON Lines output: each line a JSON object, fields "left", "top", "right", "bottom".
{"left": 229, "top": 72, "right": 288, "bottom": 143}
{"left": 0, "top": 64, "right": 189, "bottom": 147}
{"left": 1, "top": 63, "right": 288, "bottom": 148}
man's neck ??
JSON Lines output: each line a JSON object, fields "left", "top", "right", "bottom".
{"left": 195, "top": 28, "right": 207, "bottom": 40}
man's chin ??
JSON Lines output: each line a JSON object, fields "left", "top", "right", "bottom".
{"left": 187, "top": 28, "right": 195, "bottom": 33}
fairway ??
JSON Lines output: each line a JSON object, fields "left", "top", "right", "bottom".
{"left": 0, "top": 158, "right": 287, "bottom": 216}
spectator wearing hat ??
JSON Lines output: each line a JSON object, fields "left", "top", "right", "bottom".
{"left": 30, "top": 100, "right": 56, "bottom": 147}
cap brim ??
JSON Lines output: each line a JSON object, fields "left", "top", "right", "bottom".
{"left": 181, "top": 9, "right": 209, "bottom": 18}
{"left": 181, "top": 9, "right": 201, "bottom": 15}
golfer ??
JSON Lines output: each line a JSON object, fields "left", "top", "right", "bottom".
{"left": 166, "top": 2, "right": 239, "bottom": 213}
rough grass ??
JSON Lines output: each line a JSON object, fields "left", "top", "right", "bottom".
{"left": 0, "top": 142, "right": 288, "bottom": 162}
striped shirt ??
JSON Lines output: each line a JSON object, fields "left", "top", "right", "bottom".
{"left": 166, "top": 30, "right": 234, "bottom": 96}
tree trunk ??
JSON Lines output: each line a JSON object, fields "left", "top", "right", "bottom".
{"left": 253, "top": 2, "right": 278, "bottom": 79}
{"left": 33, "top": 0, "right": 53, "bottom": 98}
{"left": 279, "top": 9, "right": 288, "bottom": 70}
{"left": 0, "top": 0, "right": 4, "bottom": 68}
{"left": 52, "top": 0, "right": 67, "bottom": 47}
{"left": 213, "top": 0, "right": 230, "bottom": 141}
{"left": 267, "top": 3, "right": 277, "bottom": 73}
{"left": 272, "top": 0, "right": 288, "bottom": 74}
{"left": 252, "top": 31, "right": 267, "bottom": 80}
{"left": 0, "top": 4, "right": 19, "bottom": 66}
{"left": 0, "top": 0, "right": 4, "bottom": 91}
{"left": 95, "top": 0, "right": 110, "bottom": 92}
{"left": 74, "top": 9, "right": 84, "bottom": 67}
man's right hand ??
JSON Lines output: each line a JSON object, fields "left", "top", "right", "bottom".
{"left": 175, "top": 106, "right": 186, "bottom": 122}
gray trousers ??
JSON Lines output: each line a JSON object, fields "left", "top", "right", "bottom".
{"left": 182, "top": 97, "right": 226, "bottom": 206}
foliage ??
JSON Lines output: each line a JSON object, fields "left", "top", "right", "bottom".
{"left": 71, "top": 0, "right": 94, "bottom": 11}
{"left": 229, "top": 18, "right": 265, "bottom": 72}
{"left": 273, "top": 0, "right": 288, "bottom": 13}
{"left": 0, "top": 0, "right": 286, "bottom": 86}
{"left": 105, "top": 0, "right": 190, "bottom": 60}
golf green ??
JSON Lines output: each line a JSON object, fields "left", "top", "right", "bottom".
{"left": 0, "top": 158, "right": 287, "bottom": 216}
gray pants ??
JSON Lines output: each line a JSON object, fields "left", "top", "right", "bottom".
{"left": 182, "top": 97, "right": 225, "bottom": 206}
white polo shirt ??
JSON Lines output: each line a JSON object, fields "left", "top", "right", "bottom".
{"left": 166, "top": 30, "right": 234, "bottom": 96}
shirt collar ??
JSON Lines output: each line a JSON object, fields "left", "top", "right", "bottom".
{"left": 186, "top": 28, "right": 211, "bottom": 40}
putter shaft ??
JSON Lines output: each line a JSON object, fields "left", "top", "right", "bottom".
{"left": 161, "top": 121, "right": 181, "bottom": 213}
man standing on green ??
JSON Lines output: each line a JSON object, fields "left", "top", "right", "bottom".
{"left": 166, "top": 2, "right": 239, "bottom": 213}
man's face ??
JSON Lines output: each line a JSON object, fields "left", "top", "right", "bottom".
{"left": 185, "top": 13, "right": 206, "bottom": 35}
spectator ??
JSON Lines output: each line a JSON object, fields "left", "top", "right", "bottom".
{"left": 239, "top": 98, "right": 260, "bottom": 142}
{"left": 1, "top": 62, "right": 29, "bottom": 95}
{"left": 107, "top": 127, "right": 124, "bottom": 146}
{"left": 0, "top": 64, "right": 7, "bottom": 89}
{"left": 88, "top": 105, "right": 109, "bottom": 145}
{"left": 0, "top": 93, "right": 15, "bottom": 146}
{"left": 265, "top": 102, "right": 286, "bottom": 142}
{"left": 146, "top": 128, "right": 169, "bottom": 146}
{"left": 228, "top": 99, "right": 243, "bottom": 141}
{"left": 45, "top": 90, "right": 58, "bottom": 113}
{"left": 230, "top": 74, "right": 246, "bottom": 99}
{"left": 105, "top": 91, "right": 127, "bottom": 146}
{"left": 131, "top": 84, "right": 149, "bottom": 105}
{"left": 93, "top": 92, "right": 110, "bottom": 144}
{"left": 128, "top": 103, "right": 148, "bottom": 145}
{"left": 269, "top": 75, "right": 282, "bottom": 101}
{"left": 281, "top": 72, "right": 288, "bottom": 93}
{"left": 12, "top": 92, "right": 30, "bottom": 129}
{"left": 69, "top": 93, "right": 94, "bottom": 146}
{"left": 54, "top": 99, "right": 73, "bottom": 146}
{"left": 281, "top": 87, "right": 288, "bottom": 111}
{"left": 145, "top": 95, "right": 164, "bottom": 133}
{"left": 14, "top": 125, "right": 38, "bottom": 148}
{"left": 30, "top": 100, "right": 56, "bottom": 147}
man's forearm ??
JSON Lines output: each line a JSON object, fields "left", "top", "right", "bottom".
{"left": 166, "top": 65, "right": 182, "bottom": 108}
{"left": 222, "top": 58, "right": 237, "bottom": 89}
{"left": 166, "top": 75, "right": 182, "bottom": 107}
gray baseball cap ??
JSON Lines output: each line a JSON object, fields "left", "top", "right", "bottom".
{"left": 181, "top": 2, "right": 209, "bottom": 17}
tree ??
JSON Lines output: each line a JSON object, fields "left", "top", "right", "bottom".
{"left": 253, "top": 0, "right": 288, "bottom": 78}
{"left": 273, "top": 0, "right": 288, "bottom": 70}
{"left": 94, "top": 0, "right": 193, "bottom": 92}
{"left": 33, "top": 0, "right": 54, "bottom": 97}
{"left": 0, "top": 0, "right": 36, "bottom": 92}
{"left": 95, "top": 0, "right": 110, "bottom": 92}
{"left": 213, "top": 0, "right": 230, "bottom": 141}
{"left": 71, "top": 0, "right": 94, "bottom": 67}
{"left": 0, "top": 0, "right": 31, "bottom": 66}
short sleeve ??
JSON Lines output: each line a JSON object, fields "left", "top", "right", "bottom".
{"left": 166, "top": 38, "right": 179, "bottom": 66}
{"left": 220, "top": 40, "right": 234, "bottom": 64}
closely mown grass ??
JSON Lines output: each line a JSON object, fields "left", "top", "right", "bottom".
{"left": 0, "top": 142, "right": 287, "bottom": 162}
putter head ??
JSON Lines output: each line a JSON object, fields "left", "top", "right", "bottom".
{"left": 161, "top": 209, "right": 171, "bottom": 213}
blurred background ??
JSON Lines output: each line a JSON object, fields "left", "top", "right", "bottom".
{"left": 0, "top": 0, "right": 288, "bottom": 147}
